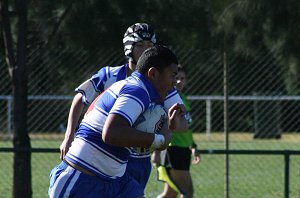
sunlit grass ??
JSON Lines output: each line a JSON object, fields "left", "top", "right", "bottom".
{"left": 1, "top": 133, "right": 300, "bottom": 198}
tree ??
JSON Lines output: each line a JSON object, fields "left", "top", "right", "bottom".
{"left": 1, "top": 0, "right": 31, "bottom": 197}
{"left": 213, "top": 0, "right": 300, "bottom": 95}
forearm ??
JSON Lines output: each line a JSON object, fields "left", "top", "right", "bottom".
{"left": 102, "top": 114, "right": 171, "bottom": 149}
{"left": 103, "top": 126, "right": 155, "bottom": 147}
{"left": 60, "top": 94, "right": 86, "bottom": 159}
{"left": 65, "top": 94, "right": 85, "bottom": 139}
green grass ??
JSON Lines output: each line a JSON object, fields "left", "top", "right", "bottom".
{"left": 1, "top": 133, "right": 300, "bottom": 198}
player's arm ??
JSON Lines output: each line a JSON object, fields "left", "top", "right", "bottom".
{"left": 191, "top": 141, "right": 201, "bottom": 164}
{"left": 102, "top": 114, "right": 172, "bottom": 151}
{"left": 59, "top": 93, "right": 85, "bottom": 160}
{"left": 60, "top": 68, "right": 107, "bottom": 159}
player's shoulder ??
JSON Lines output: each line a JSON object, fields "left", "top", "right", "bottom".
{"left": 93, "top": 64, "right": 127, "bottom": 79}
{"left": 102, "top": 64, "right": 127, "bottom": 72}
{"left": 116, "top": 77, "right": 150, "bottom": 100}
{"left": 124, "top": 75, "right": 148, "bottom": 91}
{"left": 122, "top": 77, "right": 146, "bottom": 92}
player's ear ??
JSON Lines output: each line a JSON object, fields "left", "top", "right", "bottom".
{"left": 147, "top": 67, "right": 158, "bottom": 80}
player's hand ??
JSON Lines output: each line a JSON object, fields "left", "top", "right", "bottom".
{"left": 168, "top": 103, "right": 188, "bottom": 131}
{"left": 59, "top": 137, "right": 73, "bottom": 160}
{"left": 192, "top": 148, "right": 201, "bottom": 165}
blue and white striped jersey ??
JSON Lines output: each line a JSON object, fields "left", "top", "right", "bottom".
{"left": 65, "top": 72, "right": 161, "bottom": 180}
{"left": 74, "top": 64, "right": 183, "bottom": 158}
{"left": 75, "top": 64, "right": 128, "bottom": 105}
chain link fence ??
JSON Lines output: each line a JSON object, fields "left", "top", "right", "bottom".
{"left": 2, "top": 47, "right": 300, "bottom": 138}
{"left": 1, "top": 45, "right": 300, "bottom": 197}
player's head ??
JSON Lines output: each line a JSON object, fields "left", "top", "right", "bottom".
{"left": 136, "top": 45, "right": 178, "bottom": 74}
{"left": 136, "top": 45, "right": 178, "bottom": 101}
{"left": 176, "top": 64, "right": 187, "bottom": 92}
{"left": 123, "top": 23, "right": 157, "bottom": 64}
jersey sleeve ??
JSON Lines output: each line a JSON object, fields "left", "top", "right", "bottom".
{"left": 163, "top": 87, "right": 184, "bottom": 110}
{"left": 109, "top": 84, "right": 150, "bottom": 126}
{"left": 75, "top": 67, "right": 110, "bottom": 105}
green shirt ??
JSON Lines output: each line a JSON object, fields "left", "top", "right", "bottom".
{"left": 169, "top": 94, "right": 194, "bottom": 148}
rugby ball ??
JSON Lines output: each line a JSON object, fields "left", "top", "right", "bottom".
{"left": 131, "top": 103, "right": 167, "bottom": 154}
{"left": 133, "top": 103, "right": 167, "bottom": 134}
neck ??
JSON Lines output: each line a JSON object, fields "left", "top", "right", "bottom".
{"left": 127, "top": 62, "right": 135, "bottom": 76}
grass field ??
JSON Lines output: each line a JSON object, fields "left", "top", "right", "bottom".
{"left": 1, "top": 132, "right": 300, "bottom": 198}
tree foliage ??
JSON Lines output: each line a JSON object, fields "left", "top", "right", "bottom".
{"left": 215, "top": 0, "right": 300, "bottom": 94}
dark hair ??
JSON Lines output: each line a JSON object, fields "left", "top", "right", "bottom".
{"left": 177, "top": 64, "right": 186, "bottom": 74}
{"left": 136, "top": 45, "right": 178, "bottom": 74}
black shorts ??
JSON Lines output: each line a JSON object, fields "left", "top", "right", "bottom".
{"left": 165, "top": 146, "right": 191, "bottom": 171}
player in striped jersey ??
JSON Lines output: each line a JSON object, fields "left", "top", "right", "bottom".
{"left": 59, "top": 23, "right": 158, "bottom": 160}
{"left": 50, "top": 45, "right": 183, "bottom": 198}
{"left": 49, "top": 23, "right": 187, "bottom": 196}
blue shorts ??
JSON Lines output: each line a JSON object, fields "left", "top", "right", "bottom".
{"left": 126, "top": 157, "right": 152, "bottom": 190}
{"left": 49, "top": 156, "right": 152, "bottom": 195}
{"left": 48, "top": 161, "right": 68, "bottom": 196}
{"left": 49, "top": 165, "right": 143, "bottom": 198}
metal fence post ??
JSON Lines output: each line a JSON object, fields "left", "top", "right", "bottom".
{"left": 206, "top": 99, "right": 211, "bottom": 140}
{"left": 224, "top": 51, "right": 230, "bottom": 198}
{"left": 284, "top": 151, "right": 290, "bottom": 198}
{"left": 7, "top": 95, "right": 12, "bottom": 137}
